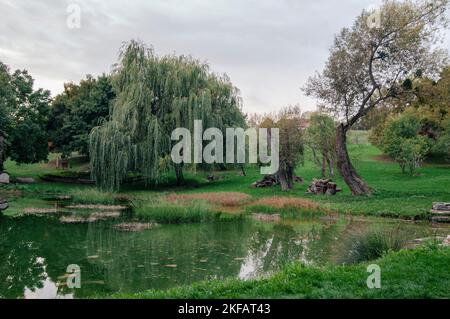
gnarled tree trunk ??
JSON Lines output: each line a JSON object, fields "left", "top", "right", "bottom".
{"left": 336, "top": 124, "right": 372, "bottom": 195}
{"left": 175, "top": 164, "right": 184, "bottom": 186}
{"left": 277, "top": 164, "right": 295, "bottom": 191}
{"left": 277, "top": 168, "right": 290, "bottom": 191}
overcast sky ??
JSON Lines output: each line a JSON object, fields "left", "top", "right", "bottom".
{"left": 1, "top": 0, "right": 449, "bottom": 114}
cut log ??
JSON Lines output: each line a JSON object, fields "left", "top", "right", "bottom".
{"left": 430, "top": 210, "right": 450, "bottom": 216}
{"left": 432, "top": 203, "right": 450, "bottom": 211}
{"left": 431, "top": 216, "right": 450, "bottom": 223}
{"left": 430, "top": 203, "right": 450, "bottom": 223}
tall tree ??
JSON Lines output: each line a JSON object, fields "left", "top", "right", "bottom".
{"left": 48, "top": 74, "right": 115, "bottom": 157}
{"left": 259, "top": 106, "right": 304, "bottom": 191}
{"left": 0, "top": 63, "right": 14, "bottom": 171}
{"left": 0, "top": 62, "right": 51, "bottom": 170}
{"left": 89, "top": 41, "right": 245, "bottom": 190}
{"left": 306, "top": 113, "right": 336, "bottom": 177}
{"left": 304, "top": 0, "right": 448, "bottom": 195}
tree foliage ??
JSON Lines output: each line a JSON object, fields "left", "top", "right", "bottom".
{"left": 89, "top": 41, "right": 245, "bottom": 190}
{"left": 380, "top": 114, "right": 433, "bottom": 174}
{"left": 259, "top": 106, "right": 304, "bottom": 191}
{"left": 370, "top": 66, "right": 450, "bottom": 159}
{"left": 305, "top": 113, "right": 336, "bottom": 177}
{"left": 0, "top": 62, "right": 51, "bottom": 170}
{"left": 48, "top": 74, "right": 115, "bottom": 157}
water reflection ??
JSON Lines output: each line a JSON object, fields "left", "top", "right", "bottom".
{"left": 0, "top": 214, "right": 446, "bottom": 298}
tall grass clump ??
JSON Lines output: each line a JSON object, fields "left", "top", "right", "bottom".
{"left": 70, "top": 188, "right": 119, "bottom": 205}
{"left": 339, "top": 228, "right": 407, "bottom": 264}
{"left": 133, "top": 196, "right": 219, "bottom": 224}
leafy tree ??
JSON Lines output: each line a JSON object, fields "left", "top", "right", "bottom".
{"left": 0, "top": 63, "right": 14, "bottom": 171}
{"left": 89, "top": 41, "right": 245, "bottom": 190}
{"left": 381, "top": 114, "right": 433, "bottom": 174}
{"left": 276, "top": 107, "right": 304, "bottom": 190}
{"left": 370, "top": 66, "right": 450, "bottom": 154}
{"left": 304, "top": 0, "right": 449, "bottom": 195}
{"left": 306, "top": 113, "right": 336, "bottom": 177}
{"left": 259, "top": 106, "right": 304, "bottom": 191}
{"left": 412, "top": 66, "right": 450, "bottom": 123}
{"left": 48, "top": 74, "right": 115, "bottom": 157}
{"left": 0, "top": 62, "right": 51, "bottom": 170}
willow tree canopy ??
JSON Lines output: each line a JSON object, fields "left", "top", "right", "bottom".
{"left": 89, "top": 41, "right": 245, "bottom": 190}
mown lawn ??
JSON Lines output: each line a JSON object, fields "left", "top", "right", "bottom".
{"left": 110, "top": 246, "right": 450, "bottom": 299}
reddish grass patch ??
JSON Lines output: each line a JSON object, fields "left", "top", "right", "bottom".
{"left": 250, "top": 197, "right": 320, "bottom": 210}
{"left": 166, "top": 192, "right": 251, "bottom": 207}
{"left": 373, "top": 154, "right": 395, "bottom": 163}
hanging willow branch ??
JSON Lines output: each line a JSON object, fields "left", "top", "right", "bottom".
{"left": 89, "top": 40, "right": 245, "bottom": 190}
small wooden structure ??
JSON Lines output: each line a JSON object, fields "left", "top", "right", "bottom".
{"left": 430, "top": 203, "right": 450, "bottom": 223}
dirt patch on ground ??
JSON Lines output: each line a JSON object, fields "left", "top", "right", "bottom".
{"left": 64, "top": 204, "right": 128, "bottom": 210}
{"left": 167, "top": 192, "right": 251, "bottom": 207}
{"left": 24, "top": 208, "right": 59, "bottom": 215}
{"left": 373, "top": 154, "right": 395, "bottom": 163}
{"left": 60, "top": 211, "right": 121, "bottom": 223}
{"left": 113, "top": 222, "right": 156, "bottom": 232}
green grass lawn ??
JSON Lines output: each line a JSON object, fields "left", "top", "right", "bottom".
{"left": 110, "top": 246, "right": 450, "bottom": 299}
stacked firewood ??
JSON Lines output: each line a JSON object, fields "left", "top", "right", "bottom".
{"left": 251, "top": 175, "right": 303, "bottom": 188}
{"left": 430, "top": 203, "right": 450, "bottom": 223}
{"left": 306, "top": 178, "right": 342, "bottom": 195}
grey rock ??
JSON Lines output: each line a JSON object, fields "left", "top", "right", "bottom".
{"left": 0, "top": 201, "right": 8, "bottom": 211}
{"left": 0, "top": 172, "right": 10, "bottom": 184}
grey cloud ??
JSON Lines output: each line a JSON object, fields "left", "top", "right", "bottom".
{"left": 0, "top": 0, "right": 448, "bottom": 114}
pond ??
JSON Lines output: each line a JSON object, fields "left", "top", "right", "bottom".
{"left": 0, "top": 210, "right": 448, "bottom": 299}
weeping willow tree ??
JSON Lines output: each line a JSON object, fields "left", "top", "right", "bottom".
{"left": 90, "top": 40, "right": 245, "bottom": 190}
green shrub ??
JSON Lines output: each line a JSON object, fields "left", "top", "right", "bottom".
{"left": 380, "top": 114, "right": 433, "bottom": 175}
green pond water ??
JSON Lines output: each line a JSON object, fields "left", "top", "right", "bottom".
{"left": 0, "top": 209, "right": 448, "bottom": 299}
